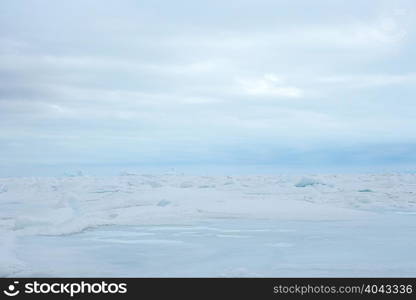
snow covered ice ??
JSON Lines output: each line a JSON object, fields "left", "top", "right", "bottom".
{"left": 1, "top": 173, "right": 416, "bottom": 277}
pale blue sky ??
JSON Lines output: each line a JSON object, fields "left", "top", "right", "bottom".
{"left": 1, "top": 0, "right": 416, "bottom": 175}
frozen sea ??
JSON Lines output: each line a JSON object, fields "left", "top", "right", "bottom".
{"left": 1, "top": 173, "right": 415, "bottom": 277}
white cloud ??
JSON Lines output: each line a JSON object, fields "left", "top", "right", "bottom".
{"left": 316, "top": 73, "right": 416, "bottom": 88}
{"left": 1, "top": 0, "right": 416, "bottom": 170}
{"left": 237, "top": 74, "right": 303, "bottom": 98}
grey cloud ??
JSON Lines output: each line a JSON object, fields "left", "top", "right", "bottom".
{"left": 1, "top": 0, "right": 416, "bottom": 174}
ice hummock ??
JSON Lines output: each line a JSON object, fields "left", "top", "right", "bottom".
{"left": 295, "top": 177, "right": 323, "bottom": 187}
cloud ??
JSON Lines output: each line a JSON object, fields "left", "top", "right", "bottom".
{"left": 316, "top": 73, "right": 416, "bottom": 88}
{"left": 0, "top": 0, "right": 416, "bottom": 173}
{"left": 237, "top": 74, "right": 303, "bottom": 98}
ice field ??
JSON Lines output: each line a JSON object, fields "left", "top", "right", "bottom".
{"left": 1, "top": 173, "right": 416, "bottom": 277}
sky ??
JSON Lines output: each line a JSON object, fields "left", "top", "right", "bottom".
{"left": 1, "top": 0, "right": 416, "bottom": 175}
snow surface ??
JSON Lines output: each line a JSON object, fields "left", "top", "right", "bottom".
{"left": 0, "top": 173, "right": 415, "bottom": 277}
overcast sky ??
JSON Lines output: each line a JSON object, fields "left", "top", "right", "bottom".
{"left": 1, "top": 0, "right": 416, "bottom": 175}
